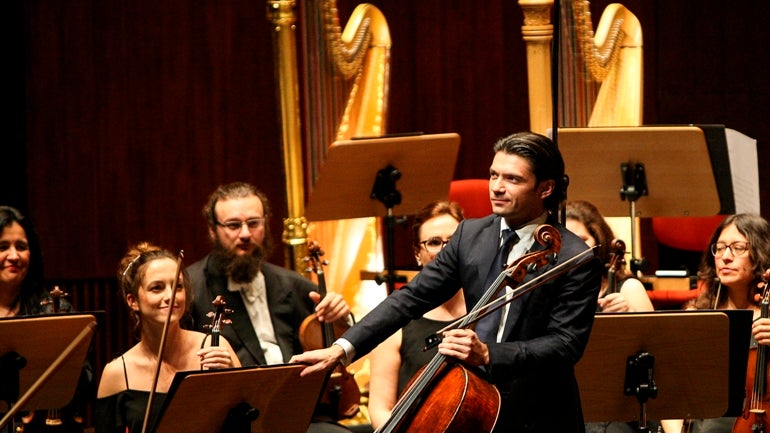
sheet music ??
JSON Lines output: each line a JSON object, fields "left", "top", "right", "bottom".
{"left": 725, "top": 128, "right": 760, "bottom": 213}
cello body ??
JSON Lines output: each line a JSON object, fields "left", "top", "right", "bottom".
{"left": 393, "top": 362, "right": 500, "bottom": 433}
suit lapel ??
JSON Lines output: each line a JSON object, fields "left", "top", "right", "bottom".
{"left": 474, "top": 217, "right": 504, "bottom": 304}
{"left": 262, "top": 267, "right": 295, "bottom": 362}
{"left": 501, "top": 218, "right": 559, "bottom": 340}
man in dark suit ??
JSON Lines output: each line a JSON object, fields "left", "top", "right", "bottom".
{"left": 293, "top": 132, "right": 603, "bottom": 433}
{"left": 187, "top": 181, "right": 352, "bottom": 433}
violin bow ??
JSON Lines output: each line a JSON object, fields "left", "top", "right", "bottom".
{"left": 140, "top": 250, "right": 184, "bottom": 433}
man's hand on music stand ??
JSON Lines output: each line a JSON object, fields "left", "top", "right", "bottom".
{"left": 290, "top": 345, "right": 346, "bottom": 376}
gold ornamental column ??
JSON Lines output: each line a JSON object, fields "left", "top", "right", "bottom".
{"left": 267, "top": 0, "right": 308, "bottom": 272}
{"left": 518, "top": 0, "right": 554, "bottom": 136}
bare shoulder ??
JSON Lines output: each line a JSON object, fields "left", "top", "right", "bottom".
{"left": 97, "top": 356, "right": 128, "bottom": 398}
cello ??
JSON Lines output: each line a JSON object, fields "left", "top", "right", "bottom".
{"left": 298, "top": 240, "right": 361, "bottom": 420}
{"left": 733, "top": 269, "right": 770, "bottom": 433}
{"left": 375, "top": 224, "right": 563, "bottom": 433}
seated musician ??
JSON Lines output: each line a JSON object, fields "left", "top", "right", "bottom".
{"left": 565, "top": 200, "right": 654, "bottom": 313}
{"left": 186, "top": 182, "right": 354, "bottom": 433}
{"left": 95, "top": 242, "right": 240, "bottom": 433}
{"left": 661, "top": 214, "right": 770, "bottom": 433}
{"left": 565, "top": 201, "right": 659, "bottom": 432}
{"left": 0, "top": 205, "right": 93, "bottom": 432}
{"left": 367, "top": 200, "right": 467, "bottom": 428}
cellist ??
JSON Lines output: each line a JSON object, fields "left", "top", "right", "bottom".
{"left": 660, "top": 214, "right": 770, "bottom": 433}
{"left": 293, "top": 132, "right": 603, "bottom": 433}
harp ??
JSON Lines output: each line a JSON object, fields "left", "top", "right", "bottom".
{"left": 518, "top": 0, "right": 643, "bottom": 132}
{"left": 267, "top": 1, "right": 391, "bottom": 320}
{"left": 519, "top": 0, "right": 643, "bottom": 259}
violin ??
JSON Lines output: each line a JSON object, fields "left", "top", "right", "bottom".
{"left": 605, "top": 239, "right": 627, "bottom": 297}
{"left": 376, "top": 224, "right": 563, "bottom": 433}
{"left": 733, "top": 269, "right": 770, "bottom": 433}
{"left": 204, "top": 295, "right": 233, "bottom": 349}
{"left": 20, "top": 287, "right": 84, "bottom": 433}
{"left": 298, "top": 241, "right": 361, "bottom": 420}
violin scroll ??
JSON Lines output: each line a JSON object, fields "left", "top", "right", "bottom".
{"left": 40, "top": 285, "right": 71, "bottom": 314}
{"left": 205, "top": 295, "right": 233, "bottom": 347}
{"left": 605, "top": 239, "right": 627, "bottom": 296}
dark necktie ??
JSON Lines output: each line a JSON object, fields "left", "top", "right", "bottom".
{"left": 475, "top": 229, "right": 519, "bottom": 342}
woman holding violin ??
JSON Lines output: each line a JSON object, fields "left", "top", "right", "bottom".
{"left": 565, "top": 200, "right": 654, "bottom": 313}
{"left": 95, "top": 242, "right": 240, "bottom": 433}
{"left": 660, "top": 214, "right": 770, "bottom": 433}
{"left": 367, "top": 200, "right": 467, "bottom": 428}
{"left": 293, "top": 132, "right": 603, "bottom": 433}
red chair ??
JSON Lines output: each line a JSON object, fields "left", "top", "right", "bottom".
{"left": 645, "top": 215, "right": 726, "bottom": 309}
{"left": 449, "top": 179, "right": 491, "bottom": 218}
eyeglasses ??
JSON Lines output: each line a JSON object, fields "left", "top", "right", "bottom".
{"left": 710, "top": 241, "right": 749, "bottom": 257}
{"left": 419, "top": 237, "right": 450, "bottom": 254}
{"left": 216, "top": 218, "right": 265, "bottom": 232}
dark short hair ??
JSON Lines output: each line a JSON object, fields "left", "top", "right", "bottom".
{"left": 201, "top": 182, "right": 273, "bottom": 256}
{"left": 492, "top": 132, "right": 567, "bottom": 213}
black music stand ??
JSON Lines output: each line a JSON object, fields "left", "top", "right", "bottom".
{"left": 0, "top": 314, "right": 97, "bottom": 430}
{"left": 576, "top": 310, "right": 751, "bottom": 431}
{"left": 305, "top": 133, "right": 461, "bottom": 294}
{"left": 151, "top": 364, "right": 327, "bottom": 433}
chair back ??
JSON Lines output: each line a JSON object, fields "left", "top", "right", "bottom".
{"left": 449, "top": 179, "right": 491, "bottom": 218}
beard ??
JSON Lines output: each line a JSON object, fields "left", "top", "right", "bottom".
{"left": 209, "top": 238, "right": 266, "bottom": 284}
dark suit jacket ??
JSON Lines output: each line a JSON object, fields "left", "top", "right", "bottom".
{"left": 343, "top": 214, "right": 602, "bottom": 433}
{"left": 187, "top": 256, "right": 318, "bottom": 366}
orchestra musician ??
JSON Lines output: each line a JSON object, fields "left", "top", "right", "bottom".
{"left": 661, "top": 214, "right": 770, "bottom": 433}
{"left": 94, "top": 242, "right": 240, "bottom": 433}
{"left": 565, "top": 200, "right": 654, "bottom": 313}
{"left": 186, "top": 182, "right": 353, "bottom": 433}
{"left": 367, "top": 200, "right": 467, "bottom": 428}
{"left": 292, "top": 132, "right": 603, "bottom": 433}
{"left": 0, "top": 205, "right": 92, "bottom": 432}
{"left": 565, "top": 201, "right": 657, "bottom": 433}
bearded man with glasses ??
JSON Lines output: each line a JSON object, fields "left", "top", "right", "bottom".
{"left": 187, "top": 181, "right": 353, "bottom": 433}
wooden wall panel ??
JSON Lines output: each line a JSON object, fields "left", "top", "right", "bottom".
{"left": 19, "top": 0, "right": 770, "bottom": 277}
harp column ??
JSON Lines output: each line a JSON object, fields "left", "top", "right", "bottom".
{"left": 267, "top": 0, "right": 309, "bottom": 272}
{"left": 518, "top": 0, "right": 554, "bottom": 136}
